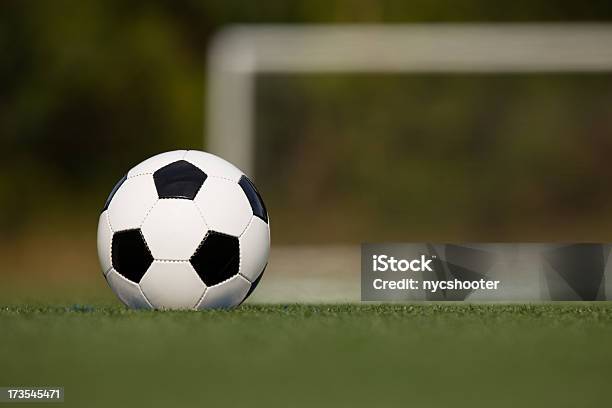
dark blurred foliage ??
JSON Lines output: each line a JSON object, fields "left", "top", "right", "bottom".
{"left": 2, "top": 0, "right": 612, "bottom": 239}
{"left": 257, "top": 74, "right": 612, "bottom": 242}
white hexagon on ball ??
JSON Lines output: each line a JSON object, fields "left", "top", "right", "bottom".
{"left": 239, "top": 217, "right": 270, "bottom": 283}
{"left": 194, "top": 178, "right": 252, "bottom": 237}
{"left": 107, "top": 175, "right": 158, "bottom": 231}
{"left": 184, "top": 150, "right": 243, "bottom": 182}
{"left": 140, "top": 261, "right": 206, "bottom": 309}
{"left": 141, "top": 200, "right": 208, "bottom": 260}
{"left": 97, "top": 150, "right": 270, "bottom": 310}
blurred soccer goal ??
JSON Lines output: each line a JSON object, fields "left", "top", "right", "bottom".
{"left": 206, "top": 24, "right": 612, "bottom": 303}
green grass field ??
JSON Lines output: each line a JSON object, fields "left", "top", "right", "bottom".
{"left": 1, "top": 304, "right": 612, "bottom": 407}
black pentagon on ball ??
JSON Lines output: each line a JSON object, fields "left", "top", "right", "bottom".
{"left": 102, "top": 174, "right": 127, "bottom": 212}
{"left": 153, "top": 160, "right": 207, "bottom": 200}
{"left": 111, "top": 229, "right": 153, "bottom": 283}
{"left": 239, "top": 175, "right": 268, "bottom": 223}
{"left": 190, "top": 231, "right": 240, "bottom": 286}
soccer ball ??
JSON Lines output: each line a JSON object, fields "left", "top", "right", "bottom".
{"left": 97, "top": 150, "right": 270, "bottom": 309}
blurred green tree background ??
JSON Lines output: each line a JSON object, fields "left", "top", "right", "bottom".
{"left": 257, "top": 74, "right": 612, "bottom": 242}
